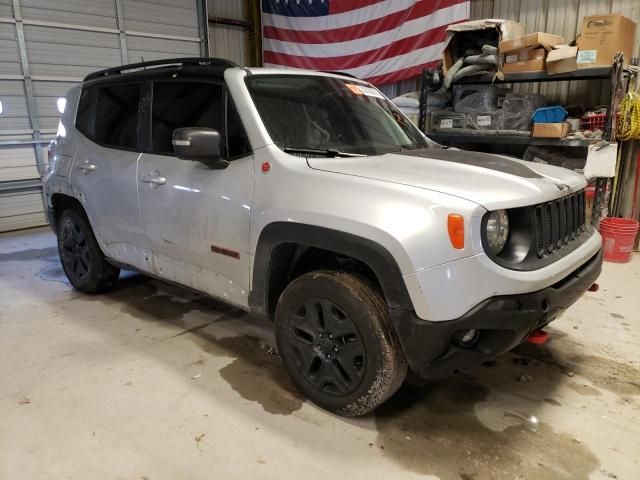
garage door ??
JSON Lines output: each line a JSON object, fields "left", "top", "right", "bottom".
{"left": 0, "top": 0, "right": 207, "bottom": 232}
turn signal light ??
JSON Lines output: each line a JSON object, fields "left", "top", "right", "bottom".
{"left": 447, "top": 214, "right": 464, "bottom": 249}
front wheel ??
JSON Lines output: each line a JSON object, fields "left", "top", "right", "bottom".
{"left": 57, "top": 208, "right": 120, "bottom": 293}
{"left": 274, "top": 270, "right": 407, "bottom": 416}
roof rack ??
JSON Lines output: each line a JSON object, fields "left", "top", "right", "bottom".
{"left": 84, "top": 57, "right": 239, "bottom": 82}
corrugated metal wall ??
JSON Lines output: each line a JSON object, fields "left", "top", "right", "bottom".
{"left": 0, "top": 0, "right": 207, "bottom": 232}
{"left": 207, "top": 0, "right": 247, "bottom": 66}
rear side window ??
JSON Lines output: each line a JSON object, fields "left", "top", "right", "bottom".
{"left": 75, "top": 88, "right": 94, "bottom": 137}
{"left": 75, "top": 83, "right": 141, "bottom": 150}
{"left": 151, "top": 82, "right": 224, "bottom": 155}
{"left": 94, "top": 84, "right": 140, "bottom": 149}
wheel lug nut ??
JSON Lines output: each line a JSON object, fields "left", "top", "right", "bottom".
{"left": 334, "top": 346, "right": 338, "bottom": 352}
{"left": 328, "top": 334, "right": 333, "bottom": 339}
{"left": 319, "top": 333, "right": 323, "bottom": 338}
{"left": 327, "top": 354, "right": 332, "bottom": 359}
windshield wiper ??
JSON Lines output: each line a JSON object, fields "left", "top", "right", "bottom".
{"left": 284, "top": 147, "right": 366, "bottom": 158}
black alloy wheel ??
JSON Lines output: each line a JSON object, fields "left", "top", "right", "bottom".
{"left": 287, "top": 298, "right": 367, "bottom": 396}
{"left": 56, "top": 208, "right": 120, "bottom": 293}
{"left": 59, "top": 219, "right": 91, "bottom": 283}
{"left": 275, "top": 270, "right": 407, "bottom": 416}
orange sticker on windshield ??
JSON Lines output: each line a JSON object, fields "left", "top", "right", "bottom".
{"left": 345, "top": 83, "right": 364, "bottom": 95}
{"left": 346, "top": 83, "right": 385, "bottom": 99}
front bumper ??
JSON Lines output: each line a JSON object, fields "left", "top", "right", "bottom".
{"left": 389, "top": 248, "right": 603, "bottom": 379}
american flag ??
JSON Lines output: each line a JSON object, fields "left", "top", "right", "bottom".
{"left": 261, "top": 0, "right": 470, "bottom": 85}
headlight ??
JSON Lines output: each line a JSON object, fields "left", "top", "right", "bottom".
{"left": 486, "top": 210, "right": 509, "bottom": 255}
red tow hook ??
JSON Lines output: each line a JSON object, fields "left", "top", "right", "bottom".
{"left": 526, "top": 329, "right": 549, "bottom": 345}
{"left": 588, "top": 283, "right": 599, "bottom": 292}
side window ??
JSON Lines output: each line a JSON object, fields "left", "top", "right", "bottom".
{"left": 226, "top": 94, "right": 251, "bottom": 159}
{"left": 75, "top": 87, "right": 95, "bottom": 138}
{"left": 151, "top": 81, "right": 224, "bottom": 155}
{"left": 94, "top": 84, "right": 141, "bottom": 149}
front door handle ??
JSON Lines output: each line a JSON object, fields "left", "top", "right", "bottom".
{"left": 140, "top": 172, "right": 167, "bottom": 186}
{"left": 77, "top": 161, "right": 96, "bottom": 172}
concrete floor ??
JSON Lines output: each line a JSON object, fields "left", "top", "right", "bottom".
{"left": 0, "top": 228, "right": 638, "bottom": 480}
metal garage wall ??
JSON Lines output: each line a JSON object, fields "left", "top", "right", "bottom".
{"left": 0, "top": 0, "right": 207, "bottom": 232}
{"left": 207, "top": 0, "right": 248, "bottom": 66}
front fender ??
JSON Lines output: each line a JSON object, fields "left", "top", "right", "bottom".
{"left": 249, "top": 222, "right": 414, "bottom": 317}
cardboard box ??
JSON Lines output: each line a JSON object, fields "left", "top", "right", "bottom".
{"left": 577, "top": 14, "right": 636, "bottom": 67}
{"left": 503, "top": 58, "right": 545, "bottom": 73}
{"left": 443, "top": 19, "right": 525, "bottom": 73}
{"left": 546, "top": 46, "right": 578, "bottom": 75}
{"left": 504, "top": 48, "right": 546, "bottom": 64}
{"left": 532, "top": 122, "right": 571, "bottom": 138}
{"left": 499, "top": 32, "right": 565, "bottom": 53}
{"left": 503, "top": 48, "right": 547, "bottom": 73}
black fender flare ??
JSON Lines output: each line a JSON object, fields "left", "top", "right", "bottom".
{"left": 48, "top": 192, "right": 86, "bottom": 231}
{"left": 249, "top": 222, "right": 413, "bottom": 317}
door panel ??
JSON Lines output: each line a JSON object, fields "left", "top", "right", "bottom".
{"left": 138, "top": 153, "right": 253, "bottom": 306}
{"left": 137, "top": 80, "right": 253, "bottom": 307}
{"left": 71, "top": 137, "right": 143, "bottom": 258}
{"left": 70, "top": 83, "right": 146, "bottom": 268}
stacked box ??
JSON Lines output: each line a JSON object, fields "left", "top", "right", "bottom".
{"left": 577, "top": 14, "right": 636, "bottom": 68}
{"left": 499, "top": 32, "right": 565, "bottom": 73}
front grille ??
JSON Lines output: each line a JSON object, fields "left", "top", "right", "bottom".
{"left": 534, "top": 190, "right": 586, "bottom": 258}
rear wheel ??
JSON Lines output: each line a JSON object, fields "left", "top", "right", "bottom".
{"left": 57, "top": 208, "right": 120, "bottom": 293}
{"left": 274, "top": 270, "right": 407, "bottom": 416}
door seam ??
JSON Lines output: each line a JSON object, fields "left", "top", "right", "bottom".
{"left": 135, "top": 152, "right": 144, "bottom": 228}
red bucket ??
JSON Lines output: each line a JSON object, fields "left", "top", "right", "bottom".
{"left": 599, "top": 217, "right": 639, "bottom": 263}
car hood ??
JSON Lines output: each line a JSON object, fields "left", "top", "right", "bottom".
{"left": 306, "top": 148, "right": 586, "bottom": 211}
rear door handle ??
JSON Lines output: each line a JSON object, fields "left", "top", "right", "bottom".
{"left": 140, "top": 172, "right": 167, "bottom": 186}
{"left": 77, "top": 161, "right": 96, "bottom": 172}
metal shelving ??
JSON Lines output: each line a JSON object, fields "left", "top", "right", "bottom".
{"left": 418, "top": 66, "right": 614, "bottom": 134}
{"left": 426, "top": 131, "right": 598, "bottom": 148}
{"left": 452, "top": 66, "right": 612, "bottom": 85}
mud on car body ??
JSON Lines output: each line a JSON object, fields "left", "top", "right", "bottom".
{"left": 45, "top": 58, "right": 602, "bottom": 416}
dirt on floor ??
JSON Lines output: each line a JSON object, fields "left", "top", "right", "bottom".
{"left": 0, "top": 227, "right": 639, "bottom": 480}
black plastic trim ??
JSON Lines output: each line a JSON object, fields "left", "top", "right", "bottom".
{"left": 480, "top": 192, "right": 592, "bottom": 271}
{"left": 84, "top": 57, "right": 238, "bottom": 81}
{"left": 390, "top": 248, "right": 603, "bottom": 378}
{"left": 249, "top": 223, "right": 413, "bottom": 318}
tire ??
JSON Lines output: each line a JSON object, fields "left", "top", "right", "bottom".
{"left": 274, "top": 270, "right": 407, "bottom": 417}
{"left": 57, "top": 208, "right": 120, "bottom": 293}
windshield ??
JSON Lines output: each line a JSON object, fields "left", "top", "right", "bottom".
{"left": 245, "top": 75, "right": 429, "bottom": 156}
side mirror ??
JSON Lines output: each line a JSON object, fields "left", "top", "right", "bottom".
{"left": 172, "top": 127, "right": 229, "bottom": 169}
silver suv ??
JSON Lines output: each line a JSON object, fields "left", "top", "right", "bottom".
{"left": 45, "top": 58, "right": 603, "bottom": 416}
